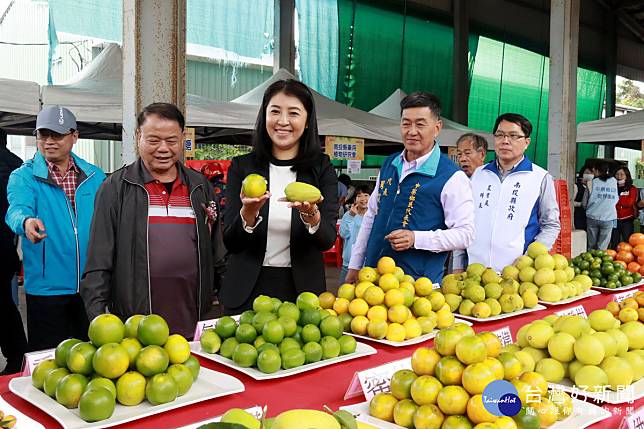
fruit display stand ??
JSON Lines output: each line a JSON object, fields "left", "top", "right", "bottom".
{"left": 0, "top": 289, "right": 642, "bottom": 428}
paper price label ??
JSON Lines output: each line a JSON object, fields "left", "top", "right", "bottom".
{"left": 614, "top": 290, "right": 638, "bottom": 303}
{"left": 22, "top": 348, "right": 55, "bottom": 376}
{"left": 345, "top": 358, "right": 412, "bottom": 401}
{"left": 620, "top": 406, "right": 644, "bottom": 429}
{"left": 193, "top": 318, "right": 219, "bottom": 342}
{"left": 555, "top": 305, "right": 587, "bottom": 318}
{"left": 493, "top": 326, "right": 513, "bottom": 346}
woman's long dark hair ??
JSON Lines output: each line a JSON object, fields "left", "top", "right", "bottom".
{"left": 595, "top": 161, "right": 612, "bottom": 182}
{"left": 252, "top": 79, "right": 321, "bottom": 171}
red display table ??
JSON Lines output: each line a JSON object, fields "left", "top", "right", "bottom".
{"left": 0, "top": 288, "right": 641, "bottom": 429}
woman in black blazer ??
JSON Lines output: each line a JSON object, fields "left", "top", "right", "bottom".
{"left": 220, "top": 79, "right": 339, "bottom": 313}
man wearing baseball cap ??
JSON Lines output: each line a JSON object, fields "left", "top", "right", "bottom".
{"left": 5, "top": 106, "right": 105, "bottom": 353}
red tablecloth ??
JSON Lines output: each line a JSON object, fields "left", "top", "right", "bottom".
{"left": 1, "top": 288, "right": 642, "bottom": 429}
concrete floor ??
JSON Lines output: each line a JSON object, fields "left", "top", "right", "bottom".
{"left": 0, "top": 266, "right": 342, "bottom": 372}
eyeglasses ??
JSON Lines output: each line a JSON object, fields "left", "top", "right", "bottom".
{"left": 494, "top": 132, "right": 526, "bottom": 142}
{"left": 36, "top": 130, "right": 73, "bottom": 142}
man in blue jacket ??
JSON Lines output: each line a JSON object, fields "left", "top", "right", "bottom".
{"left": 6, "top": 106, "right": 105, "bottom": 351}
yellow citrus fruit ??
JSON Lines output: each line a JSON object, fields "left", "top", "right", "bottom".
{"left": 531, "top": 397, "right": 558, "bottom": 427}
{"left": 393, "top": 399, "right": 418, "bottom": 428}
{"left": 410, "top": 375, "right": 443, "bottom": 405}
{"left": 325, "top": 309, "right": 337, "bottom": 316}
{"left": 462, "top": 363, "right": 496, "bottom": 395}
{"left": 415, "top": 277, "right": 434, "bottom": 296}
{"left": 367, "top": 319, "right": 388, "bottom": 339}
{"left": 359, "top": 267, "right": 378, "bottom": 283}
{"left": 164, "top": 334, "right": 191, "bottom": 364}
{"left": 435, "top": 328, "right": 463, "bottom": 356}
{"left": 388, "top": 304, "right": 410, "bottom": 324}
{"left": 497, "top": 352, "right": 523, "bottom": 380}
{"left": 482, "top": 357, "right": 505, "bottom": 380}
{"left": 417, "top": 315, "right": 438, "bottom": 334}
{"left": 369, "top": 392, "right": 398, "bottom": 422}
{"left": 379, "top": 274, "right": 400, "bottom": 292}
{"left": 116, "top": 371, "right": 146, "bottom": 406}
{"left": 349, "top": 298, "right": 369, "bottom": 317}
{"left": 467, "top": 394, "right": 497, "bottom": 424}
{"left": 519, "top": 371, "right": 548, "bottom": 397}
{"left": 403, "top": 318, "right": 422, "bottom": 339}
{"left": 92, "top": 343, "right": 130, "bottom": 379}
{"left": 495, "top": 416, "right": 518, "bottom": 429}
{"left": 390, "top": 369, "right": 418, "bottom": 400}
{"left": 436, "top": 308, "right": 455, "bottom": 329}
{"left": 350, "top": 316, "right": 369, "bottom": 335}
{"left": 435, "top": 356, "right": 465, "bottom": 385}
{"left": 355, "top": 281, "right": 374, "bottom": 299}
{"left": 367, "top": 305, "right": 388, "bottom": 321}
{"left": 478, "top": 332, "right": 502, "bottom": 357}
{"left": 411, "top": 347, "right": 441, "bottom": 376}
{"left": 455, "top": 335, "right": 488, "bottom": 365}
{"left": 333, "top": 297, "right": 350, "bottom": 314}
{"left": 377, "top": 256, "right": 397, "bottom": 275}
{"left": 88, "top": 314, "right": 125, "bottom": 347}
{"left": 393, "top": 266, "right": 406, "bottom": 281}
{"left": 511, "top": 379, "right": 532, "bottom": 405}
{"left": 364, "top": 286, "right": 385, "bottom": 306}
{"left": 437, "top": 385, "right": 470, "bottom": 415}
{"left": 338, "top": 283, "right": 356, "bottom": 300}
{"left": 386, "top": 323, "right": 406, "bottom": 342}
{"left": 414, "top": 404, "right": 445, "bottom": 429}
{"left": 384, "top": 289, "right": 405, "bottom": 307}
{"left": 399, "top": 282, "right": 415, "bottom": 296}
{"left": 318, "top": 292, "right": 336, "bottom": 309}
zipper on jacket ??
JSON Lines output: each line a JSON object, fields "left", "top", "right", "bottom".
{"left": 42, "top": 241, "right": 46, "bottom": 277}
{"left": 123, "top": 178, "right": 153, "bottom": 313}
{"left": 65, "top": 171, "right": 95, "bottom": 293}
{"left": 190, "top": 184, "right": 203, "bottom": 321}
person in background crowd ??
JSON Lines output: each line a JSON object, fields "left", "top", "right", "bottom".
{"left": 456, "top": 133, "right": 487, "bottom": 177}
{"left": 339, "top": 185, "right": 371, "bottom": 284}
{"left": 219, "top": 80, "right": 338, "bottom": 314}
{"left": 201, "top": 162, "right": 227, "bottom": 213}
{"left": 573, "top": 166, "right": 593, "bottom": 231}
{"left": 466, "top": 113, "right": 560, "bottom": 272}
{"left": 0, "top": 130, "right": 28, "bottom": 374}
{"left": 584, "top": 161, "right": 618, "bottom": 250}
{"left": 613, "top": 166, "right": 638, "bottom": 245}
{"left": 81, "top": 103, "right": 226, "bottom": 339}
{"left": 337, "top": 174, "right": 352, "bottom": 217}
{"left": 345, "top": 92, "right": 474, "bottom": 283}
{"left": 6, "top": 106, "right": 105, "bottom": 351}
{"left": 451, "top": 132, "right": 488, "bottom": 272}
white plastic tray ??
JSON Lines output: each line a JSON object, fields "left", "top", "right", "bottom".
{"left": 454, "top": 304, "right": 547, "bottom": 322}
{"left": 8, "top": 367, "right": 244, "bottom": 429}
{"left": 344, "top": 319, "right": 472, "bottom": 347}
{"left": 341, "top": 397, "right": 611, "bottom": 429}
{"left": 548, "top": 377, "right": 644, "bottom": 404}
{"left": 189, "top": 341, "right": 376, "bottom": 380}
{"left": 592, "top": 279, "right": 644, "bottom": 293}
{"left": 0, "top": 395, "right": 45, "bottom": 429}
{"left": 538, "top": 289, "right": 601, "bottom": 306}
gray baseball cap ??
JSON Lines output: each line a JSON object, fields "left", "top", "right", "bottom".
{"left": 34, "top": 106, "right": 77, "bottom": 135}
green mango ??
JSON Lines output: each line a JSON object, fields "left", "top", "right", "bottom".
{"left": 284, "top": 182, "right": 321, "bottom": 203}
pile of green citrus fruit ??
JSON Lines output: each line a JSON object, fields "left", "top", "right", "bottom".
{"left": 325, "top": 256, "right": 457, "bottom": 342}
{"left": 505, "top": 308, "right": 644, "bottom": 393}
{"left": 570, "top": 249, "right": 641, "bottom": 289}
{"left": 199, "top": 292, "right": 357, "bottom": 374}
{"left": 31, "top": 313, "right": 200, "bottom": 422}
{"left": 369, "top": 326, "right": 574, "bottom": 428}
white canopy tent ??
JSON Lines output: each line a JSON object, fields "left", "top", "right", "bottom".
{"left": 577, "top": 110, "right": 644, "bottom": 149}
{"left": 370, "top": 88, "right": 495, "bottom": 149}
{"left": 0, "top": 77, "right": 40, "bottom": 134}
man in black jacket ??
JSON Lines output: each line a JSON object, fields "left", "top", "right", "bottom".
{"left": 80, "top": 104, "right": 226, "bottom": 338}
{"left": 0, "top": 131, "right": 28, "bottom": 374}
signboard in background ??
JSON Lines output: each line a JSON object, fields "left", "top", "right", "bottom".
{"left": 184, "top": 127, "right": 196, "bottom": 158}
{"left": 325, "top": 136, "right": 364, "bottom": 160}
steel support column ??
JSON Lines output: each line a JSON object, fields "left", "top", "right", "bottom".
{"left": 274, "top": 0, "right": 296, "bottom": 74}
{"left": 122, "top": 0, "right": 186, "bottom": 164}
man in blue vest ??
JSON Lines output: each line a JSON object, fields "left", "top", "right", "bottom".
{"left": 6, "top": 106, "right": 105, "bottom": 351}
{"left": 345, "top": 92, "right": 475, "bottom": 283}
{"left": 467, "top": 113, "right": 560, "bottom": 272}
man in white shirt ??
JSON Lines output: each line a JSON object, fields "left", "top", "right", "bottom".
{"left": 466, "top": 113, "right": 560, "bottom": 272}
{"left": 345, "top": 92, "right": 475, "bottom": 283}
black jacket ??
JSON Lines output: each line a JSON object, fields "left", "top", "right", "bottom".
{"left": 0, "top": 146, "right": 22, "bottom": 272}
{"left": 220, "top": 152, "right": 338, "bottom": 308}
{"left": 80, "top": 159, "right": 226, "bottom": 321}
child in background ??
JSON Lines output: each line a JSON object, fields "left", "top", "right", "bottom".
{"left": 339, "top": 185, "right": 371, "bottom": 284}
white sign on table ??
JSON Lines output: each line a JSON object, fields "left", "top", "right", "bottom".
{"left": 344, "top": 357, "right": 412, "bottom": 401}
{"left": 619, "top": 406, "right": 644, "bottom": 429}
{"left": 555, "top": 305, "right": 587, "bottom": 318}
{"left": 614, "top": 290, "right": 638, "bottom": 303}
{"left": 493, "top": 326, "right": 513, "bottom": 346}
{"left": 22, "top": 349, "right": 55, "bottom": 376}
